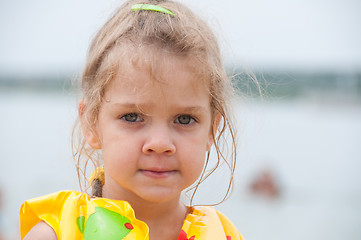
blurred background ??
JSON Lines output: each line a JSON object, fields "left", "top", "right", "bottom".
{"left": 1, "top": 0, "right": 360, "bottom": 239}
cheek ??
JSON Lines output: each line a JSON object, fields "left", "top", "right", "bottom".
{"left": 101, "top": 130, "right": 140, "bottom": 167}
{"left": 179, "top": 136, "right": 208, "bottom": 181}
{"left": 102, "top": 141, "right": 139, "bottom": 182}
{"left": 181, "top": 151, "right": 207, "bottom": 188}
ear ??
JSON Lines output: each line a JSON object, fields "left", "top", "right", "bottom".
{"left": 79, "top": 101, "right": 102, "bottom": 149}
{"left": 206, "top": 113, "right": 222, "bottom": 151}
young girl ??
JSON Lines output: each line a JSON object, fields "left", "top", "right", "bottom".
{"left": 20, "top": 0, "right": 241, "bottom": 239}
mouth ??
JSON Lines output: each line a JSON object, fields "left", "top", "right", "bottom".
{"left": 139, "top": 169, "right": 177, "bottom": 178}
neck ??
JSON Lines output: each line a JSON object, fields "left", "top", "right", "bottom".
{"left": 101, "top": 183, "right": 187, "bottom": 224}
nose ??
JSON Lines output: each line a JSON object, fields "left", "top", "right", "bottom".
{"left": 142, "top": 125, "right": 176, "bottom": 155}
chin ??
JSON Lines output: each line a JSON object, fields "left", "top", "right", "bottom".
{"left": 137, "top": 188, "right": 182, "bottom": 204}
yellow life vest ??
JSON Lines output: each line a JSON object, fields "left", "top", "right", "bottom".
{"left": 20, "top": 191, "right": 242, "bottom": 240}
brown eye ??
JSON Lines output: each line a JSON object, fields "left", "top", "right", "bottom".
{"left": 176, "top": 115, "right": 195, "bottom": 125}
{"left": 121, "top": 113, "right": 141, "bottom": 122}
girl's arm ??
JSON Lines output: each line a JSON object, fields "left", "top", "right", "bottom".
{"left": 23, "top": 221, "right": 57, "bottom": 240}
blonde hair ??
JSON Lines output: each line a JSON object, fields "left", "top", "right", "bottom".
{"left": 73, "top": 0, "right": 237, "bottom": 205}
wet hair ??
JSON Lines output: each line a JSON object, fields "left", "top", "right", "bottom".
{"left": 73, "top": 0, "right": 237, "bottom": 205}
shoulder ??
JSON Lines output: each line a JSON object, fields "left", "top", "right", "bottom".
{"left": 20, "top": 190, "right": 84, "bottom": 217}
{"left": 23, "top": 221, "right": 57, "bottom": 240}
{"left": 20, "top": 190, "right": 85, "bottom": 239}
{"left": 190, "top": 206, "right": 244, "bottom": 240}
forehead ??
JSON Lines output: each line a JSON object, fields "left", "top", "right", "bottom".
{"left": 104, "top": 46, "right": 209, "bottom": 100}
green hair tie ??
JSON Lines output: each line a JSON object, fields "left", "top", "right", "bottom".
{"left": 131, "top": 4, "right": 175, "bottom": 16}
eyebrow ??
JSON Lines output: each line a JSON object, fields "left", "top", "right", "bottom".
{"left": 109, "top": 103, "right": 146, "bottom": 109}
{"left": 176, "top": 106, "right": 208, "bottom": 114}
{"left": 108, "top": 102, "right": 208, "bottom": 113}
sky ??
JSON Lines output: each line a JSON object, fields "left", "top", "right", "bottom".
{"left": 0, "top": 0, "right": 360, "bottom": 76}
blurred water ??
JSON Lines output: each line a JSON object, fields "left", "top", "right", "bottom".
{"left": 0, "top": 91, "right": 360, "bottom": 239}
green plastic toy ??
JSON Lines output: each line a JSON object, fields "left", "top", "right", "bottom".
{"left": 77, "top": 207, "right": 134, "bottom": 240}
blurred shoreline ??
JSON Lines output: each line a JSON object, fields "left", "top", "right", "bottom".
{"left": 1, "top": 70, "right": 361, "bottom": 102}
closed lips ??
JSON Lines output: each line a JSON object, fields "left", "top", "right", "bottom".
{"left": 140, "top": 169, "right": 177, "bottom": 178}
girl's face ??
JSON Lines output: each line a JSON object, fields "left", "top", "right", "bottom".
{"left": 86, "top": 53, "right": 215, "bottom": 204}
